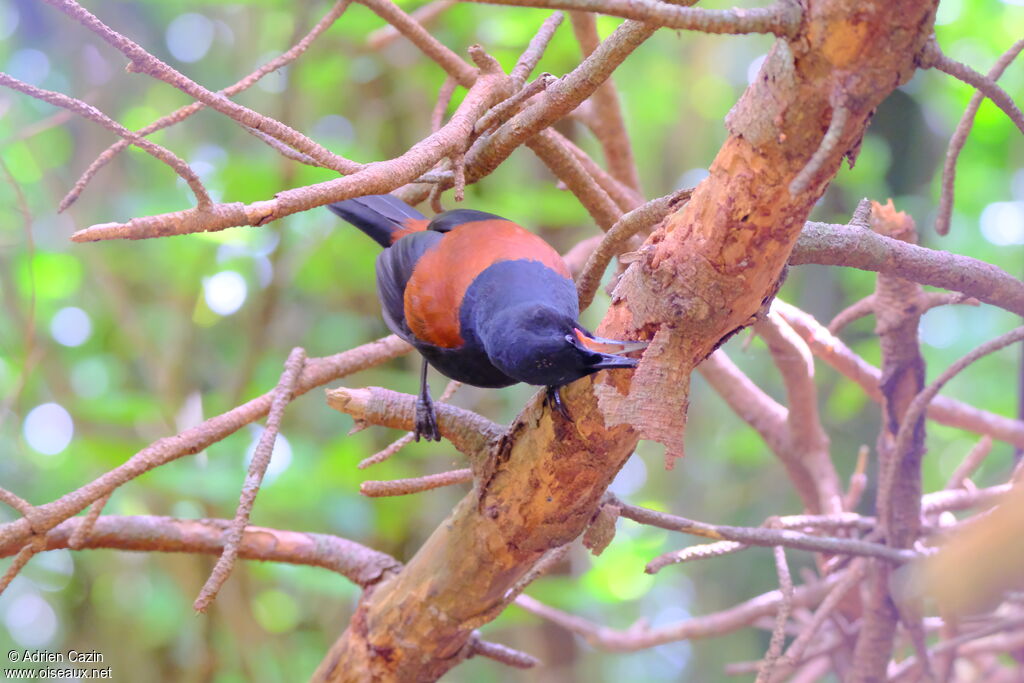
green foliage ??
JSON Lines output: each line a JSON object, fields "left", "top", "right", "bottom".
{"left": 1, "top": 0, "right": 1022, "bottom": 680}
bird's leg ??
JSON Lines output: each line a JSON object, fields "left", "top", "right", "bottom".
{"left": 545, "top": 386, "right": 573, "bottom": 422}
{"left": 415, "top": 358, "right": 441, "bottom": 442}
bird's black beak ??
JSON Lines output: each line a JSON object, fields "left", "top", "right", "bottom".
{"left": 568, "top": 327, "right": 648, "bottom": 369}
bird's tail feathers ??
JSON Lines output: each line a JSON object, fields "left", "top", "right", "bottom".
{"left": 327, "top": 194, "right": 428, "bottom": 248}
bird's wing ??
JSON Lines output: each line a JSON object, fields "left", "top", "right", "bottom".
{"left": 427, "top": 209, "right": 506, "bottom": 233}
{"left": 375, "top": 230, "right": 444, "bottom": 342}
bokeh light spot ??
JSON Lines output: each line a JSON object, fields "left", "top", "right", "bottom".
{"left": 203, "top": 270, "right": 247, "bottom": 316}
{"left": 6, "top": 49, "right": 50, "bottom": 86}
{"left": 166, "top": 13, "right": 215, "bottom": 63}
{"left": 23, "top": 403, "right": 74, "bottom": 455}
{"left": 980, "top": 201, "right": 1024, "bottom": 245}
{"left": 50, "top": 306, "right": 92, "bottom": 347}
{"left": 4, "top": 593, "right": 58, "bottom": 647}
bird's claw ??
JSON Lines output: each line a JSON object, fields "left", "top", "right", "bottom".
{"left": 545, "top": 386, "right": 573, "bottom": 422}
{"left": 415, "top": 396, "right": 441, "bottom": 442}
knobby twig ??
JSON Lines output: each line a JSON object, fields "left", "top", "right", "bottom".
{"left": 58, "top": 0, "right": 356, "bottom": 211}
{"left": 194, "top": 348, "right": 307, "bottom": 612}
{"left": 0, "top": 73, "right": 211, "bottom": 207}
{"left": 511, "top": 12, "right": 565, "bottom": 88}
{"left": 67, "top": 492, "right": 111, "bottom": 550}
{"left": 475, "top": 74, "right": 556, "bottom": 134}
{"left": 756, "top": 545, "right": 793, "bottom": 683}
{"left": 367, "top": 0, "right": 456, "bottom": 50}
{"left": 935, "top": 39, "right": 1024, "bottom": 235}
{"left": 357, "top": 380, "right": 462, "bottom": 469}
{"left": 611, "top": 497, "right": 917, "bottom": 564}
{"left": 945, "top": 436, "right": 993, "bottom": 491}
{"left": 466, "top": 0, "right": 802, "bottom": 37}
{"left": 789, "top": 101, "right": 851, "bottom": 195}
{"left": 922, "top": 38, "right": 1024, "bottom": 137}
{"left": 360, "top": 469, "right": 474, "bottom": 497}
{"left": 468, "top": 637, "right": 540, "bottom": 669}
{"left": 569, "top": 11, "right": 641, "bottom": 192}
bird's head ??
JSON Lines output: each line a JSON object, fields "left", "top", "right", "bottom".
{"left": 483, "top": 305, "right": 647, "bottom": 387}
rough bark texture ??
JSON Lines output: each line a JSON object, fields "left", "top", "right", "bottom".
{"left": 315, "top": 1, "right": 938, "bottom": 679}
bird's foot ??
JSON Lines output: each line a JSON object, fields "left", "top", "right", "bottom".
{"left": 414, "top": 395, "right": 442, "bottom": 442}
{"left": 545, "top": 386, "right": 573, "bottom": 422}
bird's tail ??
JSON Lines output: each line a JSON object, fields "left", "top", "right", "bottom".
{"left": 327, "top": 194, "right": 429, "bottom": 248}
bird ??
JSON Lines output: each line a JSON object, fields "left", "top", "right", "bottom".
{"left": 327, "top": 194, "right": 647, "bottom": 441}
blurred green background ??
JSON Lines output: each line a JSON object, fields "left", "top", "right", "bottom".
{"left": 1, "top": 0, "right": 1023, "bottom": 680}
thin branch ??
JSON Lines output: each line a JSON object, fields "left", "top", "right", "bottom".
{"left": 0, "top": 538, "right": 45, "bottom": 595}
{"left": 43, "top": 0, "right": 361, "bottom": 175}
{"left": 793, "top": 223, "right": 1024, "bottom": 318}
{"left": 514, "top": 570, "right": 844, "bottom": 652}
{"left": 844, "top": 445, "right": 869, "bottom": 512}
{"left": 569, "top": 11, "right": 640, "bottom": 192}
{"left": 935, "top": 39, "right": 1024, "bottom": 235}
{"left": 789, "top": 102, "right": 850, "bottom": 195}
{"left": 432, "top": 77, "right": 459, "bottom": 133}
{"left": 893, "top": 327, "right": 1024, "bottom": 472}
{"left": 923, "top": 38, "right": 1024, "bottom": 137}
{"left": 0, "top": 336, "right": 411, "bottom": 551}
{"left": 194, "top": 348, "right": 306, "bottom": 612}
{"left": 360, "top": 468, "right": 474, "bottom": 497}
{"left": 611, "top": 497, "right": 918, "bottom": 564}
{"left": 367, "top": 0, "right": 456, "bottom": 50}
{"left": 465, "top": 0, "right": 802, "bottom": 37}
{"left": 646, "top": 541, "right": 748, "bottom": 572}
{"left": 576, "top": 189, "right": 690, "bottom": 310}
{"left": 755, "top": 307, "right": 842, "bottom": 514}
{"left": 358, "top": 381, "right": 462, "bottom": 470}
{"left": 828, "top": 294, "right": 875, "bottom": 335}
{"left": 0, "top": 488, "right": 33, "bottom": 518}
{"left": 756, "top": 545, "right": 793, "bottom": 683}
{"left": 475, "top": 74, "right": 555, "bottom": 134}
{"left": 70, "top": 49, "right": 509, "bottom": 241}
{"left": 468, "top": 637, "right": 540, "bottom": 669}
{"left": 945, "top": 436, "right": 993, "bottom": 491}
{"left": 511, "top": 12, "right": 565, "bottom": 88}
{"left": 526, "top": 129, "right": 622, "bottom": 230}
{"left": 359, "top": 0, "right": 477, "bottom": 87}
{"left": 776, "top": 300, "right": 1024, "bottom": 449}
{"left": 0, "top": 72, "right": 211, "bottom": 207}
{"left": 1, "top": 515, "right": 401, "bottom": 588}
{"left": 67, "top": 492, "right": 111, "bottom": 550}
{"left": 58, "top": 0, "right": 356, "bottom": 211}
{"left": 562, "top": 133, "right": 644, "bottom": 211}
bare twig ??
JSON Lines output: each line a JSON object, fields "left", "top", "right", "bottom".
{"left": 844, "top": 445, "right": 869, "bottom": 512}
{"left": 0, "top": 73, "right": 211, "bottom": 207}
{"left": 756, "top": 545, "right": 793, "bottom": 683}
{"left": 475, "top": 74, "right": 556, "bottom": 134}
{"left": 828, "top": 295, "right": 875, "bottom": 334}
{"left": 790, "top": 102, "right": 850, "bottom": 195}
{"left": 360, "top": 469, "right": 474, "bottom": 497}
{"left": 777, "top": 300, "right": 1024, "bottom": 448}
{"left": 569, "top": 11, "right": 640, "bottom": 192}
{"left": 432, "top": 77, "right": 458, "bottom": 133}
{"left": 0, "top": 488, "right": 33, "bottom": 518}
{"left": 358, "top": 380, "right": 462, "bottom": 469}
{"left": 577, "top": 189, "right": 690, "bottom": 310}
{"left": 67, "top": 492, "right": 111, "bottom": 550}
{"left": 511, "top": 12, "right": 565, "bottom": 88}
{"left": 945, "top": 436, "right": 993, "bottom": 491}
{"left": 793, "top": 223, "right": 1024, "bottom": 318}
{"left": 514, "top": 571, "right": 844, "bottom": 652}
{"left": 42, "top": 0, "right": 361, "bottom": 175}
{"left": 935, "top": 39, "right": 1024, "bottom": 235}
{"left": 367, "top": 0, "right": 456, "bottom": 50}
{"left": 646, "top": 540, "right": 749, "bottom": 572}
{"left": 527, "top": 129, "right": 622, "bottom": 230}
{"left": 58, "top": 0, "right": 356, "bottom": 211}
{"left": 466, "top": 0, "right": 802, "bottom": 37}
{"left": 923, "top": 39, "right": 1024, "bottom": 137}
{"left": 359, "top": 0, "right": 477, "bottom": 87}
{"left": 468, "top": 636, "right": 540, "bottom": 669}
{"left": 194, "top": 348, "right": 307, "bottom": 612}
{"left": 612, "top": 498, "right": 917, "bottom": 564}
{"left": 0, "top": 538, "right": 45, "bottom": 595}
